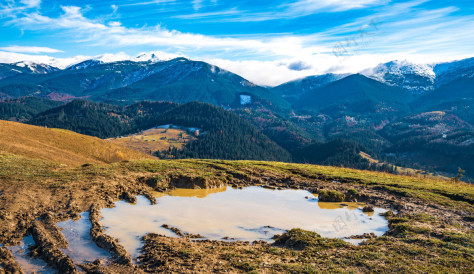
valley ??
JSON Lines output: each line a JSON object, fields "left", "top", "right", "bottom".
{"left": 1, "top": 57, "right": 473, "bottom": 181}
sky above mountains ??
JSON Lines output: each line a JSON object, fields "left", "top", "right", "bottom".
{"left": 0, "top": 0, "right": 473, "bottom": 86}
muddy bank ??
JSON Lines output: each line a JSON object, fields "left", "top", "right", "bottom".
{"left": 29, "top": 217, "right": 77, "bottom": 273}
{"left": 0, "top": 247, "right": 22, "bottom": 274}
{"left": 140, "top": 174, "right": 225, "bottom": 191}
{"left": 89, "top": 205, "right": 133, "bottom": 266}
{"left": 0, "top": 159, "right": 472, "bottom": 272}
{"left": 138, "top": 233, "right": 269, "bottom": 273}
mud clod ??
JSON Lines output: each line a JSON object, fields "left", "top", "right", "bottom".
{"left": 29, "top": 220, "right": 77, "bottom": 273}
{"left": 362, "top": 206, "right": 375, "bottom": 212}
{"left": 139, "top": 189, "right": 157, "bottom": 205}
{"left": 89, "top": 205, "right": 133, "bottom": 266}
{"left": 348, "top": 233, "right": 377, "bottom": 239}
{"left": 0, "top": 246, "right": 22, "bottom": 274}
{"left": 161, "top": 224, "right": 184, "bottom": 237}
{"left": 119, "top": 192, "right": 137, "bottom": 204}
{"left": 318, "top": 190, "right": 345, "bottom": 202}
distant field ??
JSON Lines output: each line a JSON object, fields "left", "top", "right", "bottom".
{"left": 108, "top": 128, "right": 197, "bottom": 155}
{"left": 0, "top": 120, "right": 152, "bottom": 166}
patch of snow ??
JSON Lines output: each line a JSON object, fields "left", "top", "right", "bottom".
{"left": 133, "top": 53, "right": 161, "bottom": 63}
{"left": 210, "top": 65, "right": 216, "bottom": 73}
{"left": 14, "top": 61, "right": 58, "bottom": 74}
{"left": 240, "top": 94, "right": 252, "bottom": 105}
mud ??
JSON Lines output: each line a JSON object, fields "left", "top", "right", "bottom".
{"left": 137, "top": 233, "right": 268, "bottom": 273}
{"left": 88, "top": 205, "right": 133, "bottom": 266}
{"left": 0, "top": 247, "right": 21, "bottom": 274}
{"left": 0, "top": 161, "right": 472, "bottom": 273}
{"left": 29, "top": 218, "right": 77, "bottom": 273}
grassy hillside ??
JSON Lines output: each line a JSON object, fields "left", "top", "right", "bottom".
{"left": 0, "top": 120, "right": 152, "bottom": 166}
{"left": 0, "top": 153, "right": 472, "bottom": 273}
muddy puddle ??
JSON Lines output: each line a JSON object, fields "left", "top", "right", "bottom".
{"left": 7, "top": 236, "right": 55, "bottom": 274}
{"left": 101, "top": 186, "right": 389, "bottom": 256}
{"left": 57, "top": 212, "right": 110, "bottom": 264}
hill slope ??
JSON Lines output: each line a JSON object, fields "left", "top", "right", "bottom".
{"left": 411, "top": 77, "right": 474, "bottom": 124}
{"left": 272, "top": 73, "right": 348, "bottom": 103}
{"left": 293, "top": 74, "right": 412, "bottom": 118}
{"left": 28, "top": 100, "right": 178, "bottom": 138}
{"left": 0, "top": 120, "right": 152, "bottom": 166}
{"left": 0, "top": 97, "right": 63, "bottom": 122}
{"left": 154, "top": 102, "right": 292, "bottom": 161}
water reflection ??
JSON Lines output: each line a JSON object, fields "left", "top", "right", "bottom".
{"left": 8, "top": 236, "right": 55, "bottom": 274}
{"left": 153, "top": 186, "right": 228, "bottom": 198}
{"left": 57, "top": 212, "right": 110, "bottom": 264}
{"left": 101, "top": 186, "right": 389, "bottom": 257}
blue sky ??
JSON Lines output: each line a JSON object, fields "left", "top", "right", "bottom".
{"left": 0, "top": 0, "right": 473, "bottom": 85}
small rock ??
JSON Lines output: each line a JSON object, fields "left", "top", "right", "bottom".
{"left": 362, "top": 206, "right": 374, "bottom": 212}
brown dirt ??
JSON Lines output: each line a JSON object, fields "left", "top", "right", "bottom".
{"left": 0, "top": 247, "right": 21, "bottom": 274}
{"left": 29, "top": 217, "right": 77, "bottom": 273}
{"left": 0, "top": 160, "right": 472, "bottom": 273}
{"left": 89, "top": 204, "right": 133, "bottom": 266}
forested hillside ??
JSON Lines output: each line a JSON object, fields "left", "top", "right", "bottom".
{"left": 154, "top": 102, "right": 292, "bottom": 161}
{"left": 28, "top": 100, "right": 177, "bottom": 138}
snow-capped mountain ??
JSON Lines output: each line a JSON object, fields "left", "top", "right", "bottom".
{"left": 361, "top": 60, "right": 436, "bottom": 95}
{"left": 361, "top": 58, "right": 474, "bottom": 95}
{"left": 133, "top": 52, "right": 161, "bottom": 63}
{"left": 14, "top": 61, "right": 59, "bottom": 74}
{"left": 433, "top": 57, "right": 474, "bottom": 87}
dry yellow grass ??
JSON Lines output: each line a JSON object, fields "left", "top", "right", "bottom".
{"left": 0, "top": 120, "right": 153, "bottom": 166}
{"left": 108, "top": 128, "right": 196, "bottom": 154}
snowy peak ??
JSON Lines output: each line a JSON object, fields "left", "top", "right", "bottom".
{"left": 132, "top": 51, "right": 185, "bottom": 63}
{"left": 133, "top": 52, "right": 161, "bottom": 63}
{"left": 361, "top": 60, "right": 435, "bottom": 95}
{"left": 14, "top": 61, "right": 59, "bottom": 74}
{"left": 365, "top": 60, "right": 435, "bottom": 78}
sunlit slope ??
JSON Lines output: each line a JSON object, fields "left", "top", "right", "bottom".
{"left": 0, "top": 120, "right": 153, "bottom": 166}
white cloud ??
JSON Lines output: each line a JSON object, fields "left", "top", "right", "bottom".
{"left": 192, "top": 0, "right": 203, "bottom": 10}
{"left": 184, "top": 0, "right": 387, "bottom": 22}
{"left": 119, "top": 0, "right": 177, "bottom": 7}
{"left": 0, "top": 51, "right": 88, "bottom": 68}
{"left": 286, "top": 0, "right": 387, "bottom": 13}
{"left": 1, "top": 0, "right": 473, "bottom": 86}
{"left": 9, "top": 5, "right": 326, "bottom": 60}
{"left": 0, "top": 45, "right": 63, "bottom": 53}
{"left": 20, "top": 0, "right": 41, "bottom": 8}
{"left": 111, "top": 4, "right": 118, "bottom": 13}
